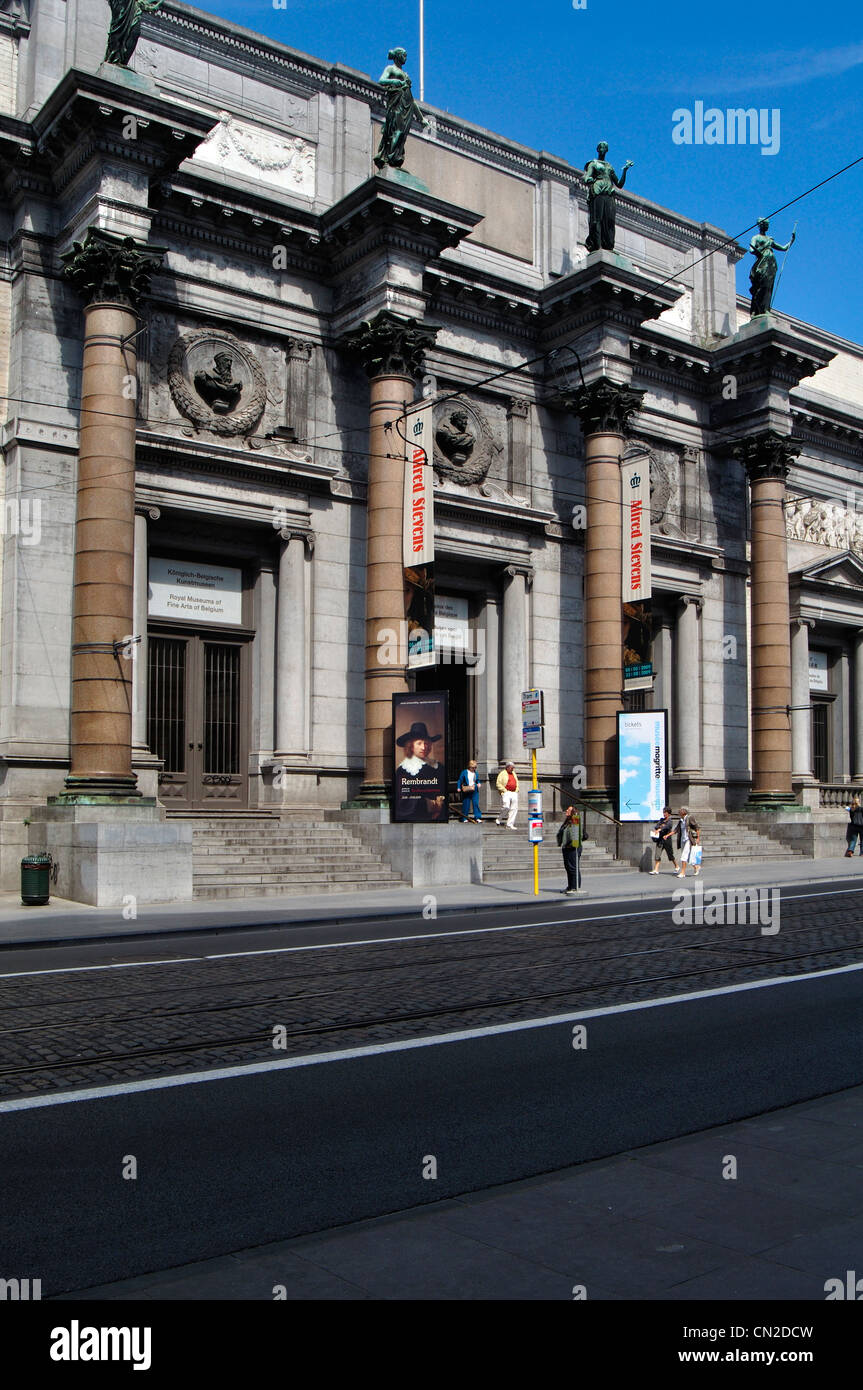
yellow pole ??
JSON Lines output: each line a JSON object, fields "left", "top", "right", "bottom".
{"left": 532, "top": 747, "right": 538, "bottom": 896}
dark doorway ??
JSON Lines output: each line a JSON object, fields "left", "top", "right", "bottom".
{"left": 812, "top": 701, "right": 830, "bottom": 782}
{"left": 148, "top": 632, "right": 250, "bottom": 808}
{"left": 414, "top": 661, "right": 470, "bottom": 784}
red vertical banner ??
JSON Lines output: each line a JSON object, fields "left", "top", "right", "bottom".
{"left": 403, "top": 403, "right": 435, "bottom": 669}
{"left": 621, "top": 455, "right": 653, "bottom": 689}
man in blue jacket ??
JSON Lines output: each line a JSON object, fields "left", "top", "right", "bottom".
{"left": 457, "top": 759, "right": 482, "bottom": 823}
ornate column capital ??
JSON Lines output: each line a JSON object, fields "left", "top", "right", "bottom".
{"left": 678, "top": 594, "right": 704, "bottom": 615}
{"left": 564, "top": 377, "right": 645, "bottom": 436}
{"left": 792, "top": 616, "right": 815, "bottom": 631}
{"left": 279, "top": 527, "right": 315, "bottom": 555}
{"left": 507, "top": 397, "right": 531, "bottom": 419}
{"left": 340, "top": 309, "right": 438, "bottom": 381}
{"left": 61, "top": 227, "right": 166, "bottom": 312}
{"left": 731, "top": 430, "right": 801, "bottom": 484}
{"left": 501, "top": 562, "right": 533, "bottom": 589}
{"left": 135, "top": 504, "right": 161, "bottom": 521}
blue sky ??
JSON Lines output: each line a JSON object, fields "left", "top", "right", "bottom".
{"left": 205, "top": 0, "right": 861, "bottom": 344}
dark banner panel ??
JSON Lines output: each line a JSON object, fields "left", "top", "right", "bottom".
{"left": 392, "top": 690, "right": 449, "bottom": 823}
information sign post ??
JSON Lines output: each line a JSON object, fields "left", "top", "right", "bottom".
{"left": 522, "top": 689, "right": 545, "bottom": 896}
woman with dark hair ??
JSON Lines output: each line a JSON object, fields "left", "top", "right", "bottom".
{"left": 844, "top": 793, "right": 863, "bottom": 857}
{"left": 649, "top": 806, "right": 679, "bottom": 875}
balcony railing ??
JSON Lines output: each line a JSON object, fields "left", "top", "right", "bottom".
{"left": 819, "top": 783, "right": 863, "bottom": 807}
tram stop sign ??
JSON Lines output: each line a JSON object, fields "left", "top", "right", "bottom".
{"left": 521, "top": 688, "right": 545, "bottom": 750}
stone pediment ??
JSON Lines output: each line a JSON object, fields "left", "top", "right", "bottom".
{"left": 797, "top": 551, "right": 863, "bottom": 588}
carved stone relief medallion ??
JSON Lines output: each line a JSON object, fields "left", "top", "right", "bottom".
{"left": 168, "top": 331, "right": 268, "bottom": 436}
{"left": 431, "top": 396, "right": 495, "bottom": 486}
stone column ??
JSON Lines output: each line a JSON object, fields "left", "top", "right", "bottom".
{"left": 275, "top": 530, "right": 312, "bottom": 756}
{"left": 569, "top": 379, "right": 644, "bottom": 799}
{"left": 507, "top": 397, "right": 531, "bottom": 502}
{"left": 60, "top": 228, "right": 164, "bottom": 799}
{"left": 501, "top": 565, "right": 530, "bottom": 758}
{"left": 342, "top": 311, "right": 438, "bottom": 803}
{"left": 653, "top": 616, "right": 673, "bottom": 737}
{"left": 674, "top": 597, "right": 703, "bottom": 773}
{"left": 132, "top": 506, "right": 159, "bottom": 753}
{"left": 835, "top": 648, "right": 851, "bottom": 783}
{"left": 733, "top": 431, "right": 800, "bottom": 804}
{"left": 855, "top": 630, "right": 863, "bottom": 782}
{"left": 790, "top": 617, "right": 814, "bottom": 781}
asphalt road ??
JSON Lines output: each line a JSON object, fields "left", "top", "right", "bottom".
{"left": 2, "top": 883, "right": 863, "bottom": 1294}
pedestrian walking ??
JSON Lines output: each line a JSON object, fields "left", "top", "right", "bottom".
{"left": 457, "top": 759, "right": 482, "bottom": 822}
{"left": 674, "top": 806, "right": 691, "bottom": 878}
{"left": 844, "top": 793, "right": 863, "bottom": 856}
{"left": 649, "top": 805, "right": 679, "bottom": 874}
{"left": 495, "top": 761, "right": 519, "bottom": 829}
{"left": 556, "top": 806, "right": 582, "bottom": 893}
{"left": 678, "top": 815, "right": 700, "bottom": 878}
{"left": 690, "top": 823, "right": 703, "bottom": 876}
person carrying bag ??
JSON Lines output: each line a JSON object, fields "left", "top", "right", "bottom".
{"left": 557, "top": 806, "right": 582, "bottom": 894}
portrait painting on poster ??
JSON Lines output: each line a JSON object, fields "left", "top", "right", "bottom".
{"left": 392, "top": 691, "right": 449, "bottom": 823}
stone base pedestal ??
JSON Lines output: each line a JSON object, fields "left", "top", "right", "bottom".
{"left": 27, "top": 804, "right": 193, "bottom": 907}
{"left": 329, "top": 808, "right": 482, "bottom": 887}
{"left": 341, "top": 782, "right": 392, "bottom": 811}
{"left": 744, "top": 794, "right": 805, "bottom": 812}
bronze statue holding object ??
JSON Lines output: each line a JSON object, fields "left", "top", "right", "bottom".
{"left": 374, "top": 47, "right": 428, "bottom": 170}
{"left": 749, "top": 218, "right": 796, "bottom": 316}
{"left": 583, "top": 141, "right": 633, "bottom": 253}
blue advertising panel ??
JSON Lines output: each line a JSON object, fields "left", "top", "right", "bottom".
{"left": 617, "top": 710, "right": 668, "bottom": 822}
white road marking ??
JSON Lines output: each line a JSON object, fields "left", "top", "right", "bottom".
{"left": 1, "top": 959, "right": 861, "bottom": 1113}
{"left": 0, "top": 883, "right": 860, "bottom": 981}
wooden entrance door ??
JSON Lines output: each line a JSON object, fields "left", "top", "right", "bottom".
{"left": 148, "top": 633, "right": 249, "bottom": 808}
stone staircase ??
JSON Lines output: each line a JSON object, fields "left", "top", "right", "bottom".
{"left": 178, "top": 815, "right": 408, "bottom": 899}
{"left": 684, "top": 816, "right": 804, "bottom": 864}
{"left": 480, "top": 818, "right": 627, "bottom": 881}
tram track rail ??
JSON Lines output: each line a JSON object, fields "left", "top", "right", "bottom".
{"left": 1, "top": 895, "right": 863, "bottom": 1094}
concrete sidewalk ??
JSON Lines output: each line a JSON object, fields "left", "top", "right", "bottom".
{"left": 54, "top": 1082, "right": 863, "bottom": 1300}
{"left": 1, "top": 852, "right": 862, "bottom": 949}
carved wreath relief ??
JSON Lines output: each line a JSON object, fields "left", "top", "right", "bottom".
{"left": 168, "top": 331, "right": 267, "bottom": 436}
{"left": 431, "top": 396, "right": 495, "bottom": 486}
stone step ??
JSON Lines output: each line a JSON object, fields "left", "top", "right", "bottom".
{"left": 193, "top": 874, "right": 403, "bottom": 887}
{"left": 186, "top": 817, "right": 409, "bottom": 898}
{"left": 193, "top": 882, "right": 398, "bottom": 899}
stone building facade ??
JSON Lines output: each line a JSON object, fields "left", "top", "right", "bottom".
{"left": 0, "top": 0, "right": 862, "bottom": 897}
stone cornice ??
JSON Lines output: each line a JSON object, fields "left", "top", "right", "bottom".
{"left": 709, "top": 316, "right": 835, "bottom": 391}
{"left": 152, "top": 8, "right": 743, "bottom": 261}
{"left": 151, "top": 178, "right": 322, "bottom": 273}
{"left": 425, "top": 267, "right": 540, "bottom": 338}
{"left": 30, "top": 68, "right": 216, "bottom": 197}
{"left": 537, "top": 251, "right": 683, "bottom": 345}
{"left": 320, "top": 175, "right": 483, "bottom": 280}
{"left": 134, "top": 427, "right": 337, "bottom": 493}
{"left": 435, "top": 488, "right": 554, "bottom": 533}
{"left": 710, "top": 318, "right": 837, "bottom": 443}
{"left": 629, "top": 332, "right": 714, "bottom": 391}
{"left": 790, "top": 398, "right": 863, "bottom": 456}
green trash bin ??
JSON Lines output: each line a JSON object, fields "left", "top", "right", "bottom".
{"left": 21, "top": 853, "right": 51, "bottom": 906}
